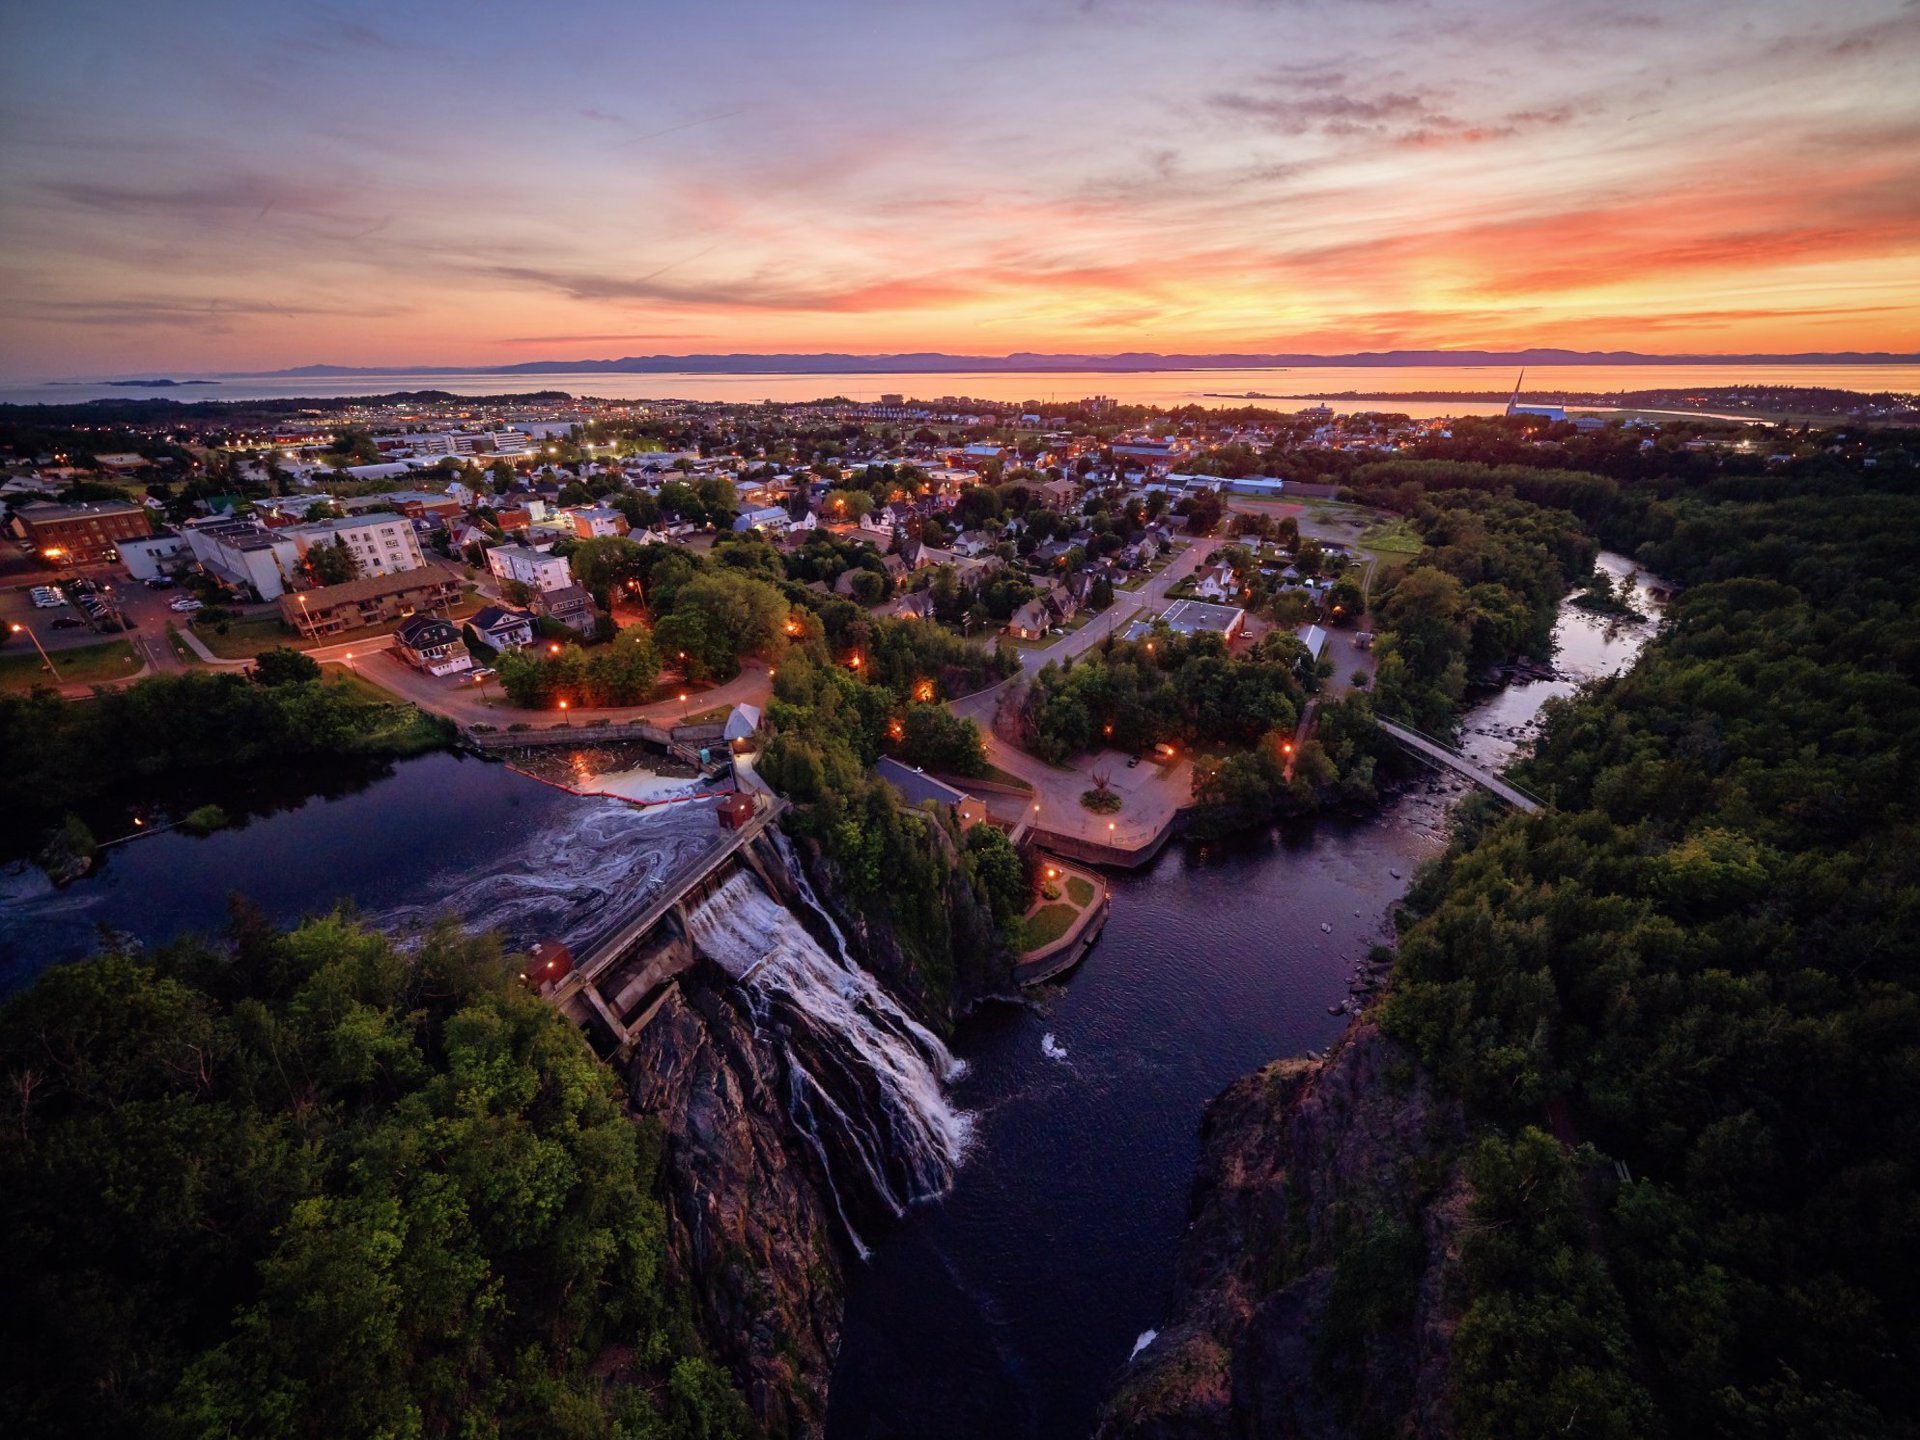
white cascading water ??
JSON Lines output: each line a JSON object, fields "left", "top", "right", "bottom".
{"left": 686, "top": 866, "right": 971, "bottom": 1251}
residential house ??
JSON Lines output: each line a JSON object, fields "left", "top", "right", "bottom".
{"left": 1044, "top": 580, "right": 1080, "bottom": 625}
{"left": 733, "top": 505, "right": 792, "bottom": 535}
{"left": 879, "top": 589, "right": 935, "bottom": 621}
{"left": 467, "top": 604, "right": 536, "bottom": 651}
{"left": 531, "top": 582, "right": 595, "bottom": 635}
{"left": 951, "top": 530, "right": 994, "bottom": 558}
{"left": 1006, "top": 597, "right": 1053, "bottom": 640}
{"left": 394, "top": 615, "right": 473, "bottom": 676}
{"left": 1194, "top": 565, "right": 1237, "bottom": 602}
{"left": 571, "top": 506, "right": 629, "bottom": 539}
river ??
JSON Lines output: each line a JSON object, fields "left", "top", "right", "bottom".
{"left": 824, "top": 555, "right": 1668, "bottom": 1439}
{"left": 0, "top": 559, "right": 1664, "bottom": 1436}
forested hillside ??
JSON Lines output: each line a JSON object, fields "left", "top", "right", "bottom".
{"left": 1379, "top": 452, "right": 1920, "bottom": 1435}
{"left": 0, "top": 916, "right": 749, "bottom": 1440}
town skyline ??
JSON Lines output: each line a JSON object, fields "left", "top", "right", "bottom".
{"left": 4, "top": 0, "right": 1918, "bottom": 380}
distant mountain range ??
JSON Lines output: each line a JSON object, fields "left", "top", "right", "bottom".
{"left": 253, "top": 349, "right": 1920, "bottom": 378}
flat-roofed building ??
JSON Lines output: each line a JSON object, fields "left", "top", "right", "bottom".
{"left": 487, "top": 543, "right": 573, "bottom": 593}
{"left": 183, "top": 517, "right": 301, "bottom": 598}
{"left": 571, "top": 506, "right": 628, "bottom": 539}
{"left": 10, "top": 500, "right": 153, "bottom": 564}
{"left": 285, "top": 514, "right": 427, "bottom": 579}
{"left": 1125, "top": 598, "right": 1246, "bottom": 643}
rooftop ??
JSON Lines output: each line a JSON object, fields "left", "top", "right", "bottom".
{"left": 875, "top": 756, "right": 971, "bottom": 810}
{"left": 284, "top": 561, "right": 461, "bottom": 609}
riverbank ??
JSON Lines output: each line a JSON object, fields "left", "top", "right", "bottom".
{"left": 826, "top": 555, "right": 1666, "bottom": 1438}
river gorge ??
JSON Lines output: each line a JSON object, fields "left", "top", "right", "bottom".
{"left": 0, "top": 555, "right": 1663, "bottom": 1438}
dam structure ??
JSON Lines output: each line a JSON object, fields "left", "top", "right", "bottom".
{"left": 538, "top": 791, "right": 971, "bottom": 1243}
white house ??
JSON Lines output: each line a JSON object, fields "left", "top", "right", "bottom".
{"left": 733, "top": 505, "right": 792, "bottom": 535}
{"left": 486, "top": 542, "right": 573, "bottom": 593}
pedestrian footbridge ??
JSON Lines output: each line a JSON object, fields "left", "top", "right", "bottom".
{"left": 1375, "top": 717, "right": 1546, "bottom": 814}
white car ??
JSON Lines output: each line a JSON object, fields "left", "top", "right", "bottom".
{"left": 170, "top": 597, "right": 203, "bottom": 613}
{"left": 30, "top": 587, "right": 65, "bottom": 608}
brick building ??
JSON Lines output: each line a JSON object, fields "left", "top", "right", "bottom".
{"left": 277, "top": 562, "right": 464, "bottom": 638}
{"left": 10, "top": 500, "right": 153, "bottom": 564}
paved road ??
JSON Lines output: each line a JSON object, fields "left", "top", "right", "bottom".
{"left": 1005, "top": 535, "right": 1222, "bottom": 675}
{"left": 335, "top": 647, "right": 773, "bottom": 730}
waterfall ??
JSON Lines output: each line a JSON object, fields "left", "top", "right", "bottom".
{"left": 686, "top": 868, "right": 972, "bottom": 1236}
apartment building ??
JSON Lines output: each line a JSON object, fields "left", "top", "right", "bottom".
{"left": 286, "top": 514, "right": 427, "bottom": 578}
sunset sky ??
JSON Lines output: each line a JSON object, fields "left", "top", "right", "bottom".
{"left": 2, "top": 0, "right": 1917, "bottom": 378}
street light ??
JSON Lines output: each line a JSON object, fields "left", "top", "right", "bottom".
{"left": 8, "top": 622, "right": 64, "bottom": 683}
{"left": 559, "top": 699, "right": 571, "bottom": 727}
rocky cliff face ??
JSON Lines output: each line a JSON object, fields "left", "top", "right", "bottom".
{"left": 625, "top": 971, "right": 845, "bottom": 1440}
{"left": 1097, "top": 1020, "right": 1469, "bottom": 1440}
{"left": 619, "top": 828, "right": 997, "bottom": 1439}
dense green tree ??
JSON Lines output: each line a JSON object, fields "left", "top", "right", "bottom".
{"left": 252, "top": 646, "right": 321, "bottom": 686}
{"left": 0, "top": 916, "right": 747, "bottom": 1440}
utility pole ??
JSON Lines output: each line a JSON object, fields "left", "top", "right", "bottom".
{"left": 9, "top": 621, "right": 64, "bottom": 683}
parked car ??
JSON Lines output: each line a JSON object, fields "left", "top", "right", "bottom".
{"left": 51, "top": 616, "right": 88, "bottom": 629}
{"left": 145, "top": 576, "right": 177, "bottom": 590}
{"left": 468, "top": 667, "right": 498, "bottom": 683}
{"left": 170, "top": 597, "right": 203, "bottom": 613}
{"left": 1127, "top": 754, "right": 1141, "bottom": 768}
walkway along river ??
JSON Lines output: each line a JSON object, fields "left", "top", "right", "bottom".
{"left": 823, "top": 553, "right": 1667, "bottom": 1439}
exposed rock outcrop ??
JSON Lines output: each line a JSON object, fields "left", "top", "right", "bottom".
{"left": 1098, "top": 1019, "right": 1470, "bottom": 1440}
{"left": 626, "top": 972, "right": 845, "bottom": 1439}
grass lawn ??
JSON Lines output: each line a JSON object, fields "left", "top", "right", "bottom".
{"left": 979, "top": 762, "right": 1034, "bottom": 792}
{"left": 1023, "top": 902, "right": 1078, "bottom": 949}
{"left": 1067, "top": 875, "right": 1095, "bottom": 907}
{"left": 680, "top": 704, "right": 732, "bottom": 725}
{"left": 1358, "top": 517, "right": 1425, "bottom": 554}
{"left": 320, "top": 670, "right": 403, "bottom": 707}
{"left": 191, "top": 612, "right": 298, "bottom": 659}
{"left": 165, "top": 624, "right": 198, "bottom": 665}
{"left": 1362, "top": 548, "right": 1418, "bottom": 603}
{"left": 0, "top": 638, "right": 139, "bottom": 694}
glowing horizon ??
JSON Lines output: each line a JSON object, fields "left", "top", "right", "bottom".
{"left": 2, "top": 0, "right": 1917, "bottom": 380}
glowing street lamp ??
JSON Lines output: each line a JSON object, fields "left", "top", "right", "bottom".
{"left": 559, "top": 698, "right": 571, "bottom": 727}
{"left": 10, "top": 622, "right": 63, "bottom": 683}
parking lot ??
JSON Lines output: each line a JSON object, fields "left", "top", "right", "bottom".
{"left": 0, "top": 560, "right": 198, "bottom": 676}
